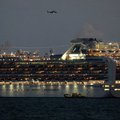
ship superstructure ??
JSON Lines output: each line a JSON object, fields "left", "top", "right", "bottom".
{"left": 62, "top": 38, "right": 120, "bottom": 60}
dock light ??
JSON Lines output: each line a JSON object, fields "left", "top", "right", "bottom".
{"left": 104, "top": 88, "right": 109, "bottom": 91}
{"left": 21, "top": 84, "right": 24, "bottom": 89}
{"left": 10, "top": 84, "right": 13, "bottom": 90}
{"left": 104, "top": 85, "right": 110, "bottom": 87}
{"left": 74, "top": 84, "right": 77, "bottom": 88}
{"left": 90, "top": 83, "right": 93, "bottom": 85}
{"left": 50, "top": 84, "right": 53, "bottom": 89}
{"left": 82, "top": 85, "right": 87, "bottom": 91}
{"left": 50, "top": 82, "right": 53, "bottom": 86}
{"left": 66, "top": 84, "right": 69, "bottom": 88}
{"left": 2, "top": 84, "right": 6, "bottom": 89}
{"left": 114, "top": 88, "right": 120, "bottom": 91}
{"left": 74, "top": 82, "right": 77, "bottom": 88}
{"left": 111, "top": 85, "right": 115, "bottom": 87}
{"left": 43, "top": 85, "right": 45, "bottom": 88}
{"left": 58, "top": 84, "right": 61, "bottom": 89}
{"left": 17, "top": 84, "right": 19, "bottom": 89}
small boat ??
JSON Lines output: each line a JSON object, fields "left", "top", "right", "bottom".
{"left": 64, "top": 93, "right": 86, "bottom": 98}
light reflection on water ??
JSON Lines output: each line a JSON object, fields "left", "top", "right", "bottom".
{"left": 0, "top": 84, "right": 115, "bottom": 97}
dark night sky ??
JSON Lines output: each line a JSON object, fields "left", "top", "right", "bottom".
{"left": 0, "top": 0, "right": 120, "bottom": 53}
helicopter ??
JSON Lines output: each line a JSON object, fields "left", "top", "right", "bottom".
{"left": 47, "top": 10, "right": 57, "bottom": 14}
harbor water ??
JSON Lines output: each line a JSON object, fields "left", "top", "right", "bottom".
{"left": 0, "top": 97, "right": 120, "bottom": 120}
{"left": 0, "top": 84, "right": 120, "bottom": 97}
{"left": 0, "top": 84, "right": 120, "bottom": 120}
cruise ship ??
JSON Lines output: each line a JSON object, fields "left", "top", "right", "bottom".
{"left": 0, "top": 38, "right": 120, "bottom": 97}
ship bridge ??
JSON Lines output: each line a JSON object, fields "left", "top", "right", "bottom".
{"left": 61, "top": 38, "right": 101, "bottom": 60}
{"left": 61, "top": 38, "right": 120, "bottom": 60}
